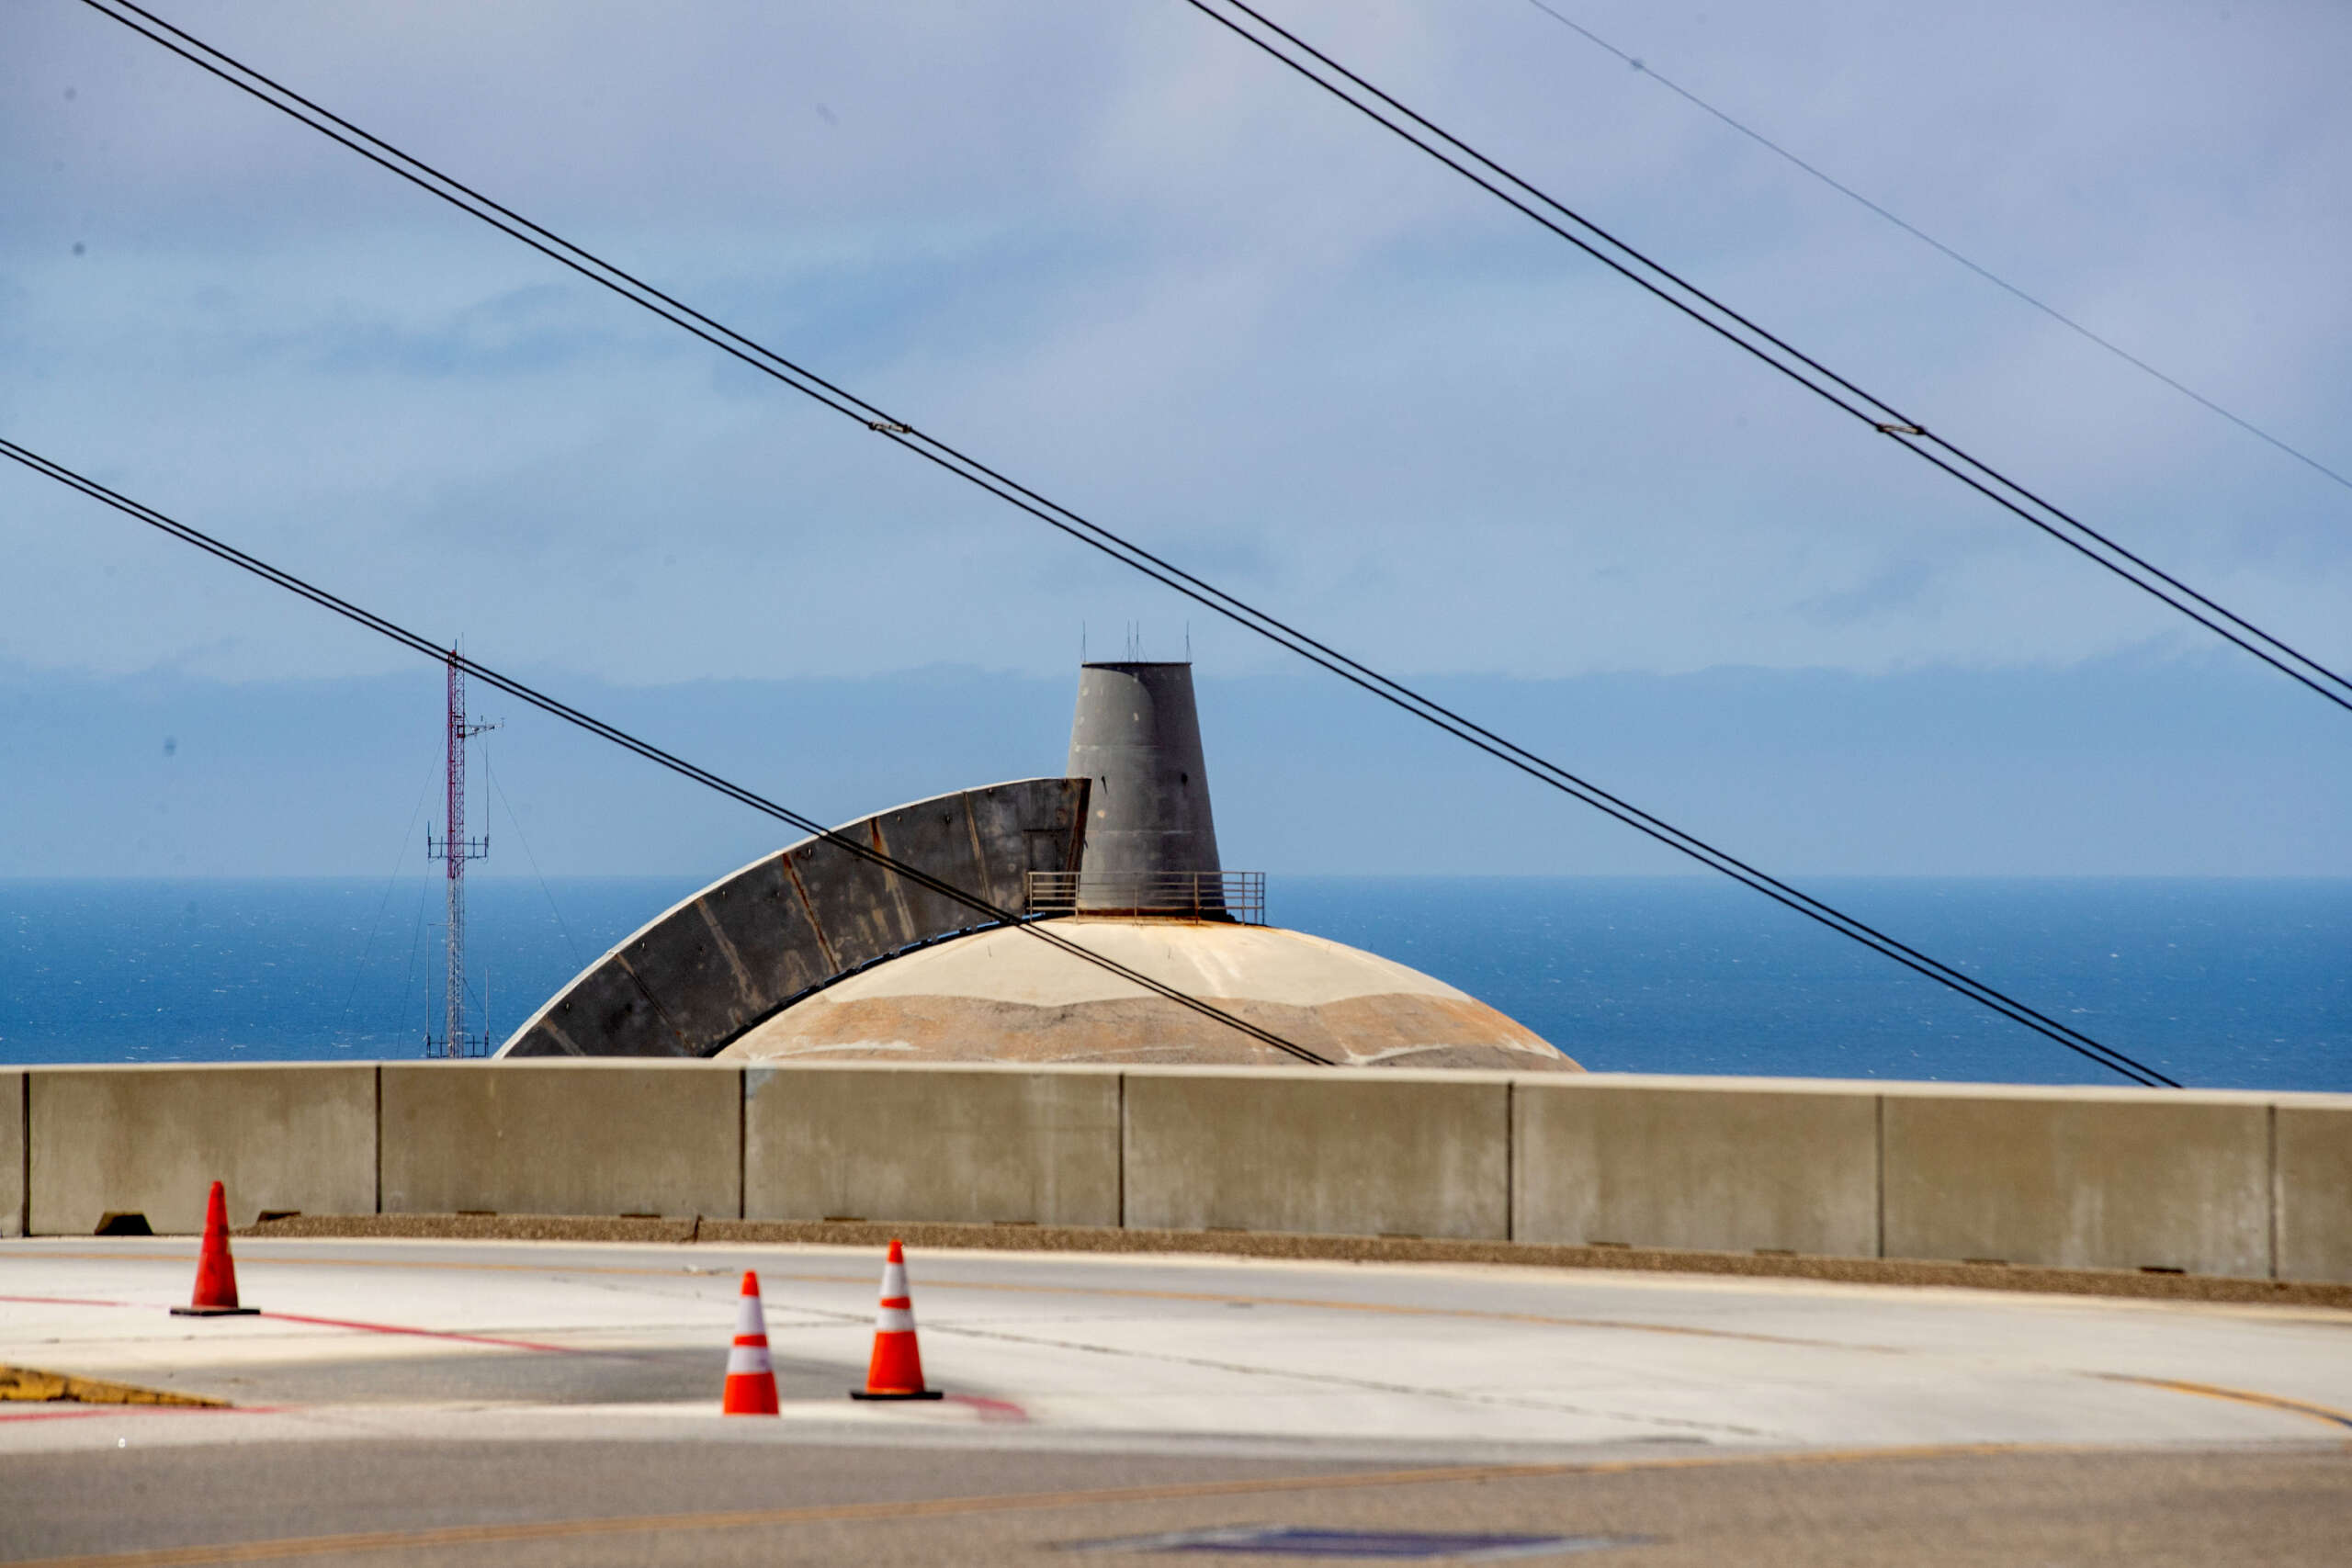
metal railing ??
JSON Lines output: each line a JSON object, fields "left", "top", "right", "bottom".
{"left": 1025, "top": 870, "right": 1266, "bottom": 924}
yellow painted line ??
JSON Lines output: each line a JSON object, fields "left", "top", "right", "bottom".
{"left": 0, "top": 1366, "right": 225, "bottom": 1409}
{"left": 2099, "top": 1373, "right": 2352, "bottom": 1432}
{"left": 0, "top": 1440, "right": 2164, "bottom": 1568}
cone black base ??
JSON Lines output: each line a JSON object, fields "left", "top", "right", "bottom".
{"left": 169, "top": 1305, "right": 258, "bottom": 1316}
{"left": 849, "top": 1389, "right": 944, "bottom": 1401}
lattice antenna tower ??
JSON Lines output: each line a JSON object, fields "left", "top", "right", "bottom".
{"left": 424, "top": 648, "right": 498, "bottom": 1057}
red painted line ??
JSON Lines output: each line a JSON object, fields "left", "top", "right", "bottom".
{"left": 258, "top": 1311, "right": 577, "bottom": 1354}
{"left": 0, "top": 1292, "right": 574, "bottom": 1353}
{"left": 946, "top": 1393, "right": 1031, "bottom": 1425}
{"left": 0, "top": 1403, "right": 272, "bottom": 1424}
{"left": 0, "top": 1294, "right": 140, "bottom": 1310}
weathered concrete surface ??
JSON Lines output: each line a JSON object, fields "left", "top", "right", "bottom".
{"left": 14, "top": 1242, "right": 2352, "bottom": 1476}
{"left": 2276, "top": 1103, "right": 2352, "bottom": 1283}
{"left": 17, "top": 1059, "right": 2346, "bottom": 1284}
{"left": 719, "top": 919, "right": 1578, "bottom": 1072}
{"left": 1882, "top": 1087, "right": 2272, "bottom": 1277}
{"left": 26, "top": 1065, "right": 375, "bottom": 1235}
{"left": 743, "top": 1064, "right": 1121, "bottom": 1226}
{"left": 1515, "top": 1076, "right": 1880, "bottom": 1256}
{"left": 1123, "top": 1066, "right": 1511, "bottom": 1239}
{"left": 242, "top": 1210, "right": 2352, "bottom": 1308}
{"left": 499, "top": 779, "right": 1088, "bottom": 1058}
{"left": 379, "top": 1063, "right": 741, "bottom": 1219}
{"left": 1, "top": 1072, "right": 24, "bottom": 1238}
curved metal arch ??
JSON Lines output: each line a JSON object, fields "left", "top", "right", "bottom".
{"left": 497, "top": 777, "right": 1089, "bottom": 1058}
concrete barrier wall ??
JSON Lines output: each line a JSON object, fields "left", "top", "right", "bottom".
{"left": 9, "top": 1063, "right": 2348, "bottom": 1280}
{"left": 744, "top": 1065, "right": 1120, "bottom": 1226}
{"left": 1881, "top": 1087, "right": 2273, "bottom": 1278}
{"left": 2277, "top": 1103, "right": 2352, "bottom": 1284}
{"left": 1515, "top": 1077, "right": 1879, "bottom": 1257}
{"left": 1123, "top": 1067, "right": 1510, "bottom": 1239}
{"left": 2, "top": 1072, "right": 23, "bottom": 1239}
{"left": 27, "top": 1066, "right": 375, "bottom": 1235}
{"left": 379, "top": 1063, "right": 741, "bottom": 1220}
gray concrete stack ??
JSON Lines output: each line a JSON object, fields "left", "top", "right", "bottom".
{"left": 1066, "top": 660, "right": 1225, "bottom": 913}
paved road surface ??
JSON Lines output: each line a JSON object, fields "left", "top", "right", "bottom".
{"left": 2, "top": 1237, "right": 2346, "bottom": 1564}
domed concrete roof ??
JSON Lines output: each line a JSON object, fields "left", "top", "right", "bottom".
{"left": 715, "top": 918, "right": 1580, "bottom": 1071}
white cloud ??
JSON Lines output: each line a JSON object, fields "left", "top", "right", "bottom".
{"left": 2, "top": 0, "right": 2345, "bottom": 686}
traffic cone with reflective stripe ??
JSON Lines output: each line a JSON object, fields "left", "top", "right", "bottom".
{"left": 850, "top": 1239, "right": 942, "bottom": 1400}
{"left": 721, "top": 1270, "right": 780, "bottom": 1416}
{"left": 171, "top": 1181, "right": 256, "bottom": 1317}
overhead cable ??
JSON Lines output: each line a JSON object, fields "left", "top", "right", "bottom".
{"left": 1180, "top": 0, "right": 2352, "bottom": 718}
{"left": 0, "top": 437, "right": 1331, "bottom": 1067}
{"left": 1512, "top": 0, "right": 2352, "bottom": 498}
{"left": 68, "top": 0, "right": 2179, "bottom": 1086}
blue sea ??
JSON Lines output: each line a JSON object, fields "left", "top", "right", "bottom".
{"left": 1, "top": 877, "right": 2344, "bottom": 1091}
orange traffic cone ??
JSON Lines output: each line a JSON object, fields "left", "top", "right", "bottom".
{"left": 721, "top": 1270, "right": 780, "bottom": 1416}
{"left": 170, "top": 1181, "right": 257, "bottom": 1317}
{"left": 850, "top": 1239, "right": 942, "bottom": 1400}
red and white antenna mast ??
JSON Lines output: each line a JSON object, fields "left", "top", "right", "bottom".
{"left": 425, "top": 648, "right": 497, "bottom": 1057}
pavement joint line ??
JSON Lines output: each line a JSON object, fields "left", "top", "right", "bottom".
{"left": 910, "top": 1319, "right": 1780, "bottom": 1440}
{"left": 5, "top": 1251, "right": 1902, "bottom": 1356}
{"left": 18, "top": 1252, "right": 2352, "bottom": 1436}
{"left": 0, "top": 1440, "right": 2216, "bottom": 1568}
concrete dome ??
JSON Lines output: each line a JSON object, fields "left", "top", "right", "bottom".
{"left": 715, "top": 918, "right": 1580, "bottom": 1071}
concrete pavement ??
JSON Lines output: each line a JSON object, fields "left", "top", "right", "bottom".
{"left": 2, "top": 1237, "right": 2347, "bottom": 1563}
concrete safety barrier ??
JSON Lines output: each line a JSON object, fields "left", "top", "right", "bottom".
{"left": 3, "top": 1072, "right": 23, "bottom": 1239}
{"left": 1881, "top": 1086, "right": 2272, "bottom": 1278}
{"left": 7, "top": 1062, "right": 2348, "bottom": 1283}
{"left": 27, "top": 1065, "right": 375, "bottom": 1235}
{"left": 1514, "top": 1076, "right": 1880, "bottom": 1258}
{"left": 1122, "top": 1067, "right": 1510, "bottom": 1240}
{"left": 380, "top": 1062, "right": 741, "bottom": 1220}
{"left": 745, "top": 1064, "right": 1120, "bottom": 1227}
{"left": 2275, "top": 1102, "right": 2352, "bottom": 1284}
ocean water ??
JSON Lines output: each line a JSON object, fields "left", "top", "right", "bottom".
{"left": 1, "top": 876, "right": 2344, "bottom": 1091}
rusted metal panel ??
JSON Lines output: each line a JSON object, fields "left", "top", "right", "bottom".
{"left": 497, "top": 777, "right": 1088, "bottom": 1058}
{"left": 785, "top": 829, "right": 922, "bottom": 978}
{"left": 697, "top": 855, "right": 835, "bottom": 1013}
{"left": 505, "top": 956, "right": 685, "bottom": 1058}
{"left": 971, "top": 779, "right": 1089, "bottom": 910}
{"left": 872, "top": 796, "right": 993, "bottom": 942}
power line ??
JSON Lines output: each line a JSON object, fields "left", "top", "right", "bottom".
{"left": 1181, "top": 0, "right": 2352, "bottom": 718}
{"left": 59, "top": 1, "right": 2180, "bottom": 1086}
{"left": 0, "top": 438, "right": 1331, "bottom": 1067}
{"left": 6, "top": 433, "right": 2175, "bottom": 1086}
{"left": 1512, "top": 0, "right": 2352, "bottom": 499}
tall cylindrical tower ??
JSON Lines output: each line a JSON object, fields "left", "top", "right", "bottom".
{"left": 1067, "top": 661, "right": 1224, "bottom": 912}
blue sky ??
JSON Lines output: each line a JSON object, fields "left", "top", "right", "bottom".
{"left": 3, "top": 1, "right": 2347, "bottom": 875}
